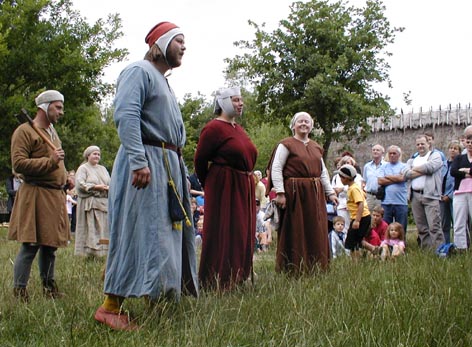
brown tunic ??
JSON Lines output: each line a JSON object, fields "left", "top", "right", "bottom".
{"left": 268, "top": 137, "right": 330, "bottom": 275}
{"left": 8, "top": 123, "right": 70, "bottom": 248}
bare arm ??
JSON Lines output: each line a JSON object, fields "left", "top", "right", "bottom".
{"left": 378, "top": 174, "right": 405, "bottom": 186}
{"left": 351, "top": 202, "right": 363, "bottom": 230}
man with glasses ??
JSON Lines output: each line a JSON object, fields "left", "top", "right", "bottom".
{"left": 378, "top": 145, "right": 409, "bottom": 235}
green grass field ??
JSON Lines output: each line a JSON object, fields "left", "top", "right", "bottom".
{"left": 1, "top": 226, "right": 471, "bottom": 347}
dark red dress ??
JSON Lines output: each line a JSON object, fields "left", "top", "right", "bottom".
{"left": 194, "top": 119, "right": 257, "bottom": 290}
{"left": 267, "top": 137, "right": 330, "bottom": 275}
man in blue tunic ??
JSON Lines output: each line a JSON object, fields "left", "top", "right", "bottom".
{"left": 94, "top": 21, "right": 198, "bottom": 331}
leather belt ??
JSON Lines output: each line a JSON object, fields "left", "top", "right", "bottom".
{"left": 26, "top": 181, "right": 65, "bottom": 190}
{"left": 211, "top": 162, "right": 252, "bottom": 176}
{"left": 412, "top": 189, "right": 424, "bottom": 194}
{"left": 142, "top": 139, "right": 181, "bottom": 156}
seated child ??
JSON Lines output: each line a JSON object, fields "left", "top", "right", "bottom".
{"left": 362, "top": 205, "right": 387, "bottom": 256}
{"left": 380, "top": 222, "right": 406, "bottom": 260}
{"left": 329, "top": 216, "right": 349, "bottom": 258}
{"left": 370, "top": 205, "right": 388, "bottom": 241}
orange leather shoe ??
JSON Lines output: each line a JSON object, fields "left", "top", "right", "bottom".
{"left": 94, "top": 306, "right": 138, "bottom": 331}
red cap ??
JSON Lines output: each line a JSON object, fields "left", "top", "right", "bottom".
{"left": 145, "top": 22, "right": 178, "bottom": 47}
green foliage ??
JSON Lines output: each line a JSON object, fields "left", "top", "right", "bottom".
{"left": 225, "top": 0, "right": 403, "bottom": 157}
{"left": 57, "top": 104, "right": 120, "bottom": 172}
{"left": 247, "top": 122, "right": 288, "bottom": 173}
{"left": 180, "top": 92, "right": 214, "bottom": 171}
{"left": 1, "top": 227, "right": 472, "bottom": 346}
{"left": 0, "top": 0, "right": 127, "bottom": 179}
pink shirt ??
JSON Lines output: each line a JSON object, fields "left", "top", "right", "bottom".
{"left": 455, "top": 177, "right": 472, "bottom": 195}
{"left": 381, "top": 239, "right": 405, "bottom": 248}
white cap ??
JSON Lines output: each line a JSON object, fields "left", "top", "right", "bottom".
{"left": 35, "top": 90, "right": 64, "bottom": 106}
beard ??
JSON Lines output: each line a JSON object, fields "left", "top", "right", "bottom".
{"left": 166, "top": 53, "right": 182, "bottom": 68}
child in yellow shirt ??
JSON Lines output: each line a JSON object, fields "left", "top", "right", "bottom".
{"left": 336, "top": 164, "right": 372, "bottom": 258}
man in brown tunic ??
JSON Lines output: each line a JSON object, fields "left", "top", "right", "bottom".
{"left": 9, "top": 90, "right": 70, "bottom": 301}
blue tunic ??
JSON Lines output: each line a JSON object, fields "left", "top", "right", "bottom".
{"left": 104, "top": 60, "right": 198, "bottom": 299}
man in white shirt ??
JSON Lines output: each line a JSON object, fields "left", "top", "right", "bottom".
{"left": 405, "top": 135, "right": 445, "bottom": 249}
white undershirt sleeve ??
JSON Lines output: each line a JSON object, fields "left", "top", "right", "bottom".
{"left": 320, "top": 159, "right": 335, "bottom": 196}
{"left": 271, "top": 144, "right": 289, "bottom": 193}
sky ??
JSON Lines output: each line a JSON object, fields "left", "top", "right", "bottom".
{"left": 73, "top": 0, "right": 472, "bottom": 113}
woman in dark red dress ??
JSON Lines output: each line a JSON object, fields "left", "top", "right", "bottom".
{"left": 194, "top": 87, "right": 257, "bottom": 290}
{"left": 267, "top": 112, "right": 338, "bottom": 275}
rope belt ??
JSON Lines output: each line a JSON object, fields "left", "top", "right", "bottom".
{"left": 289, "top": 176, "right": 321, "bottom": 195}
{"left": 289, "top": 177, "right": 321, "bottom": 182}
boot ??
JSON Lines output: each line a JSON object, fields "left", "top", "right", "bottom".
{"left": 43, "top": 280, "right": 65, "bottom": 299}
{"left": 13, "top": 287, "right": 29, "bottom": 303}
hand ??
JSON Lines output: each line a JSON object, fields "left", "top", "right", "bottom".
{"left": 52, "top": 148, "right": 65, "bottom": 163}
{"left": 275, "top": 193, "right": 286, "bottom": 209}
{"left": 352, "top": 221, "right": 360, "bottom": 230}
{"left": 329, "top": 194, "right": 338, "bottom": 206}
{"left": 94, "top": 184, "right": 109, "bottom": 191}
{"left": 132, "top": 167, "right": 151, "bottom": 189}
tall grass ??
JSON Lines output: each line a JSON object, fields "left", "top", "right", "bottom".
{"left": 0, "top": 226, "right": 471, "bottom": 346}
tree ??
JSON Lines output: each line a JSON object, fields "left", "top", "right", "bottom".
{"left": 0, "top": 0, "right": 127, "bottom": 179}
{"left": 225, "top": 0, "right": 403, "bottom": 157}
{"left": 58, "top": 104, "right": 120, "bottom": 173}
{"left": 179, "top": 92, "right": 213, "bottom": 171}
{"left": 247, "top": 122, "right": 288, "bottom": 173}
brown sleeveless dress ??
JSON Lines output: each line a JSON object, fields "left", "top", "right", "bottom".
{"left": 268, "top": 137, "right": 330, "bottom": 275}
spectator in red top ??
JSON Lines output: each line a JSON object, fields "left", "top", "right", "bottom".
{"left": 362, "top": 205, "right": 387, "bottom": 256}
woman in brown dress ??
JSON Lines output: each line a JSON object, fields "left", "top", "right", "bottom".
{"left": 267, "top": 112, "right": 337, "bottom": 274}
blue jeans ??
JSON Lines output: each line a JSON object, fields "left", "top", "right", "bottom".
{"left": 382, "top": 204, "right": 409, "bottom": 235}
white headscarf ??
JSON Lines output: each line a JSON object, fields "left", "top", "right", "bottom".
{"left": 214, "top": 87, "right": 241, "bottom": 117}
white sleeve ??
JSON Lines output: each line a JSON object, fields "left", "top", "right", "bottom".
{"left": 271, "top": 144, "right": 289, "bottom": 193}
{"left": 320, "top": 159, "right": 335, "bottom": 196}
